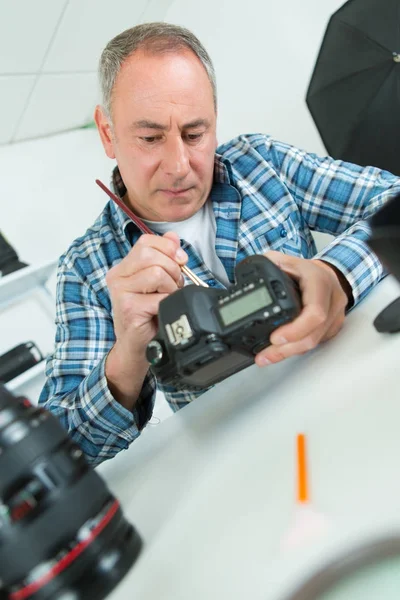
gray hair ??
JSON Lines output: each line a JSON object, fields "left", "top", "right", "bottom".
{"left": 98, "top": 22, "right": 217, "bottom": 118}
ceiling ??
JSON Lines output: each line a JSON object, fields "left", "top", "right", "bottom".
{"left": 0, "top": 0, "right": 173, "bottom": 145}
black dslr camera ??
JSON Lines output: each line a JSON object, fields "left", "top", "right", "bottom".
{"left": 0, "top": 384, "right": 142, "bottom": 600}
{"left": 146, "top": 255, "right": 302, "bottom": 391}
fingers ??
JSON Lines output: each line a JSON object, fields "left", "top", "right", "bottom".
{"left": 120, "top": 245, "right": 184, "bottom": 284}
{"left": 255, "top": 252, "right": 348, "bottom": 366}
{"left": 270, "top": 280, "right": 331, "bottom": 345}
{"left": 265, "top": 251, "right": 331, "bottom": 344}
{"left": 163, "top": 230, "right": 181, "bottom": 246}
{"left": 106, "top": 230, "right": 187, "bottom": 354}
{"left": 256, "top": 311, "right": 343, "bottom": 365}
{"left": 112, "top": 265, "right": 184, "bottom": 295}
{"left": 120, "top": 232, "right": 187, "bottom": 269}
{"left": 129, "top": 292, "right": 170, "bottom": 321}
{"left": 108, "top": 230, "right": 188, "bottom": 289}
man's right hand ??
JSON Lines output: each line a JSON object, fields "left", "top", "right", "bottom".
{"left": 104, "top": 230, "right": 188, "bottom": 409}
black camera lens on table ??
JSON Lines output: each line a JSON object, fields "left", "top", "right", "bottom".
{"left": 0, "top": 384, "right": 142, "bottom": 600}
{"left": 146, "top": 254, "right": 302, "bottom": 391}
{"left": 0, "top": 232, "right": 28, "bottom": 277}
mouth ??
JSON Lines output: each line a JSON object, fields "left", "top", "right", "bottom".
{"left": 160, "top": 187, "right": 193, "bottom": 197}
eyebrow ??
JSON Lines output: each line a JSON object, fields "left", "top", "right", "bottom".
{"left": 131, "top": 118, "right": 211, "bottom": 131}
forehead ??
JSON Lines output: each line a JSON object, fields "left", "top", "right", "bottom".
{"left": 112, "top": 48, "right": 215, "bottom": 116}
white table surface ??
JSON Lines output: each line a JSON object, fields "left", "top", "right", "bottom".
{"left": 97, "top": 275, "right": 400, "bottom": 600}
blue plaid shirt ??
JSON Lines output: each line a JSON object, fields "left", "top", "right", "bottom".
{"left": 39, "top": 134, "right": 400, "bottom": 465}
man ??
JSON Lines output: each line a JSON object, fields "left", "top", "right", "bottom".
{"left": 39, "top": 22, "right": 400, "bottom": 466}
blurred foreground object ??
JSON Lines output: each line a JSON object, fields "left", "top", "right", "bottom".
{"left": 0, "top": 232, "right": 28, "bottom": 277}
{"left": 0, "top": 384, "right": 142, "bottom": 600}
{"left": 368, "top": 192, "right": 400, "bottom": 332}
{"left": 306, "top": 0, "right": 400, "bottom": 175}
{"left": 0, "top": 342, "right": 43, "bottom": 384}
{"left": 285, "top": 536, "right": 400, "bottom": 599}
{"left": 284, "top": 435, "right": 400, "bottom": 599}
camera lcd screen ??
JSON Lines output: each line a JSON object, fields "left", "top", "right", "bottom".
{"left": 218, "top": 286, "right": 272, "bottom": 326}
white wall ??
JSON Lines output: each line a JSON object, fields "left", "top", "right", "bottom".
{"left": 0, "top": 0, "right": 341, "bottom": 406}
{"left": 1, "top": 0, "right": 344, "bottom": 259}
{"left": 0, "top": 129, "right": 114, "bottom": 404}
{"left": 0, "top": 0, "right": 174, "bottom": 144}
{"left": 165, "top": 0, "right": 344, "bottom": 153}
{"left": 0, "top": 128, "right": 112, "bottom": 264}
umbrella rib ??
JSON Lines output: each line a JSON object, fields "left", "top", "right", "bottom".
{"left": 337, "top": 18, "right": 394, "bottom": 56}
{"left": 308, "top": 59, "right": 390, "bottom": 98}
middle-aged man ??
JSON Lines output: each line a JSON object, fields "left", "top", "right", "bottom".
{"left": 40, "top": 22, "right": 400, "bottom": 465}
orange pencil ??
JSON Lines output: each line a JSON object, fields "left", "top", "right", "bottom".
{"left": 297, "top": 433, "right": 309, "bottom": 504}
{"left": 281, "top": 432, "right": 329, "bottom": 550}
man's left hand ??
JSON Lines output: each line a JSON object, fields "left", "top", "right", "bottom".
{"left": 255, "top": 251, "right": 350, "bottom": 366}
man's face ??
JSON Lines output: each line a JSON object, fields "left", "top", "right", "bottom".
{"left": 95, "top": 48, "right": 218, "bottom": 222}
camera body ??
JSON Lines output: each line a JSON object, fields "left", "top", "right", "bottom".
{"left": 146, "top": 255, "right": 302, "bottom": 391}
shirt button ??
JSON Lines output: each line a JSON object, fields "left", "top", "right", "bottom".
{"left": 280, "top": 228, "right": 287, "bottom": 238}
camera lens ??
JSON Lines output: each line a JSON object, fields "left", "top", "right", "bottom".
{"left": 0, "top": 385, "right": 142, "bottom": 600}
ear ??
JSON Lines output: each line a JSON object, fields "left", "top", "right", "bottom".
{"left": 94, "top": 105, "right": 116, "bottom": 159}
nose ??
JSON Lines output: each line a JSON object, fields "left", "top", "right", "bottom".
{"left": 161, "top": 135, "right": 190, "bottom": 180}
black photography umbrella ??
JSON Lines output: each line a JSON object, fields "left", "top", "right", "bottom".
{"left": 306, "top": 0, "right": 400, "bottom": 175}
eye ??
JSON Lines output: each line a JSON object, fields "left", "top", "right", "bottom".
{"left": 186, "top": 133, "right": 204, "bottom": 142}
{"left": 140, "top": 136, "right": 161, "bottom": 144}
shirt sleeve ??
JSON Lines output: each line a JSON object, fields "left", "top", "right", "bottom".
{"left": 260, "top": 137, "right": 400, "bottom": 306}
{"left": 39, "top": 255, "right": 156, "bottom": 466}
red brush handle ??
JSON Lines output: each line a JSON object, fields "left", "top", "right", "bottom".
{"left": 95, "top": 179, "right": 152, "bottom": 235}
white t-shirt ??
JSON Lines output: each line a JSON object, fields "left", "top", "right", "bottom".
{"left": 142, "top": 200, "right": 230, "bottom": 287}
